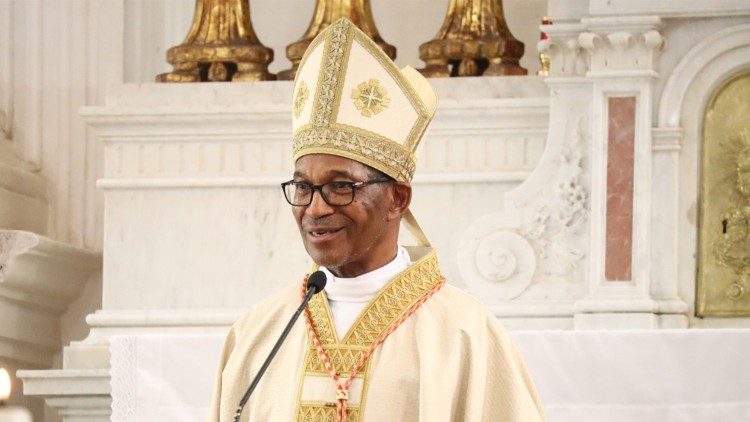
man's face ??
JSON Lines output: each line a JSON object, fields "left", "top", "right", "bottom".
{"left": 291, "top": 154, "right": 394, "bottom": 277}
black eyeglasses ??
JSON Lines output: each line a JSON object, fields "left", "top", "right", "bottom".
{"left": 281, "top": 179, "right": 393, "bottom": 206}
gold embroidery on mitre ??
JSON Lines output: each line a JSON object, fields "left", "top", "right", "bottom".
{"left": 312, "top": 20, "right": 350, "bottom": 127}
{"left": 291, "top": 18, "right": 436, "bottom": 183}
{"left": 294, "top": 250, "right": 444, "bottom": 418}
{"left": 292, "top": 124, "right": 416, "bottom": 181}
{"left": 352, "top": 79, "right": 390, "bottom": 117}
{"left": 294, "top": 81, "right": 309, "bottom": 118}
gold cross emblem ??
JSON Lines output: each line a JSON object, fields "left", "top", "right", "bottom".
{"left": 352, "top": 79, "right": 390, "bottom": 117}
{"left": 294, "top": 81, "right": 309, "bottom": 118}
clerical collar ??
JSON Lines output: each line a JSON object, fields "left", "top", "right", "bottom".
{"left": 321, "top": 246, "right": 411, "bottom": 302}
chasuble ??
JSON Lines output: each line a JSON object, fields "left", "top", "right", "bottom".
{"left": 207, "top": 248, "right": 546, "bottom": 421}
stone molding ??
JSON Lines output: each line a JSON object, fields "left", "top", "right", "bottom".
{"left": 548, "top": 0, "right": 750, "bottom": 20}
{"left": 83, "top": 83, "right": 549, "bottom": 188}
{"left": 538, "top": 23, "right": 589, "bottom": 77}
{"left": 658, "top": 23, "right": 750, "bottom": 127}
{"left": 16, "top": 369, "right": 111, "bottom": 420}
{"left": 579, "top": 16, "right": 664, "bottom": 75}
{"left": 588, "top": 0, "right": 750, "bottom": 18}
{"left": 651, "top": 127, "right": 683, "bottom": 152}
{"left": 0, "top": 230, "right": 101, "bottom": 367}
{"left": 540, "top": 16, "right": 665, "bottom": 79}
{"left": 0, "top": 148, "right": 47, "bottom": 234}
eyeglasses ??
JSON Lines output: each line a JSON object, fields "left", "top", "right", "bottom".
{"left": 281, "top": 179, "right": 393, "bottom": 206}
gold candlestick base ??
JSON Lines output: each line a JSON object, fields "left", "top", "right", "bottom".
{"left": 157, "top": 0, "right": 275, "bottom": 83}
{"left": 419, "top": 0, "right": 526, "bottom": 77}
{"left": 277, "top": 0, "right": 396, "bottom": 81}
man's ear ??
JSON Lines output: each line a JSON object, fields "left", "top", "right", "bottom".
{"left": 387, "top": 182, "right": 412, "bottom": 221}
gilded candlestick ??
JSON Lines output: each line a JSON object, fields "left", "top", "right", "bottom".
{"left": 419, "top": 0, "right": 526, "bottom": 77}
{"left": 277, "top": 0, "right": 396, "bottom": 81}
{"left": 157, "top": 0, "right": 275, "bottom": 83}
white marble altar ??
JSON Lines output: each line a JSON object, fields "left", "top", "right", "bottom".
{"left": 109, "top": 330, "right": 750, "bottom": 422}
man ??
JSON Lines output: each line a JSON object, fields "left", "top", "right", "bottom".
{"left": 208, "top": 18, "right": 545, "bottom": 421}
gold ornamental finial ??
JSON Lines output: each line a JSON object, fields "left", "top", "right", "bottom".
{"left": 277, "top": 0, "right": 396, "bottom": 81}
{"left": 157, "top": 0, "right": 275, "bottom": 83}
{"left": 419, "top": 0, "right": 526, "bottom": 77}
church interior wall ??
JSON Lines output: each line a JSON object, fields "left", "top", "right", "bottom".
{"left": 2, "top": 0, "right": 750, "bottom": 420}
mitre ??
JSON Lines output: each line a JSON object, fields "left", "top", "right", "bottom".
{"left": 291, "top": 18, "right": 437, "bottom": 183}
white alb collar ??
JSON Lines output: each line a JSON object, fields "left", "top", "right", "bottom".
{"left": 321, "top": 246, "right": 411, "bottom": 302}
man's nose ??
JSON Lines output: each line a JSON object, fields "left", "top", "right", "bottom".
{"left": 305, "top": 189, "right": 334, "bottom": 218}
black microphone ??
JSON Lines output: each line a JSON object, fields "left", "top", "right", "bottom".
{"left": 233, "top": 271, "right": 327, "bottom": 422}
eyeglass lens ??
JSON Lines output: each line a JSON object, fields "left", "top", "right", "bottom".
{"left": 284, "top": 182, "right": 355, "bottom": 206}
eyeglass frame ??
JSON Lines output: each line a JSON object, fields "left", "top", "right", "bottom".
{"left": 280, "top": 179, "right": 394, "bottom": 207}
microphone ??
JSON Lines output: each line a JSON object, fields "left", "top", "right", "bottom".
{"left": 233, "top": 271, "right": 327, "bottom": 422}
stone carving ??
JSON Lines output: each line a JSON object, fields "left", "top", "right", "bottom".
{"left": 476, "top": 231, "right": 535, "bottom": 285}
{"left": 459, "top": 120, "right": 588, "bottom": 299}
{"left": 537, "top": 37, "right": 588, "bottom": 77}
{"left": 521, "top": 123, "right": 588, "bottom": 276}
{"left": 578, "top": 29, "right": 664, "bottom": 73}
{"left": 460, "top": 224, "right": 537, "bottom": 300}
{"left": 0, "top": 231, "right": 38, "bottom": 281}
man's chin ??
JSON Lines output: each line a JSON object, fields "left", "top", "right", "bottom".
{"left": 306, "top": 249, "right": 343, "bottom": 270}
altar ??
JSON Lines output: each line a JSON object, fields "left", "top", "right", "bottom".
{"left": 2, "top": 0, "right": 750, "bottom": 420}
{"left": 109, "top": 330, "right": 750, "bottom": 421}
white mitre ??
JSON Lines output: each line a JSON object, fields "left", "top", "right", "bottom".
{"left": 291, "top": 18, "right": 437, "bottom": 183}
{"left": 290, "top": 18, "right": 438, "bottom": 246}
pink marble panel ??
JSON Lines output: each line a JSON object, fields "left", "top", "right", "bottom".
{"left": 605, "top": 97, "right": 636, "bottom": 281}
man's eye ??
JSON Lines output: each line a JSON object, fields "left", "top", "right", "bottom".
{"left": 328, "top": 182, "right": 353, "bottom": 192}
{"left": 295, "top": 184, "right": 313, "bottom": 192}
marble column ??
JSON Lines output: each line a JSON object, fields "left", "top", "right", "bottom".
{"left": 573, "top": 16, "right": 688, "bottom": 329}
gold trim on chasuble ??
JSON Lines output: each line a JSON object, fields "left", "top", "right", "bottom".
{"left": 291, "top": 18, "right": 433, "bottom": 183}
{"left": 294, "top": 249, "right": 444, "bottom": 421}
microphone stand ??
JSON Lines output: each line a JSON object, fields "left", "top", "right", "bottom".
{"left": 233, "top": 285, "right": 319, "bottom": 422}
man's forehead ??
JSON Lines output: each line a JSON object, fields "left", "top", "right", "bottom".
{"left": 293, "top": 154, "right": 370, "bottom": 178}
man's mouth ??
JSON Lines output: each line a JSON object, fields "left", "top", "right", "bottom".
{"left": 307, "top": 227, "right": 344, "bottom": 239}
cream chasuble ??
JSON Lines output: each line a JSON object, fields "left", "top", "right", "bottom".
{"left": 208, "top": 247, "right": 546, "bottom": 421}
